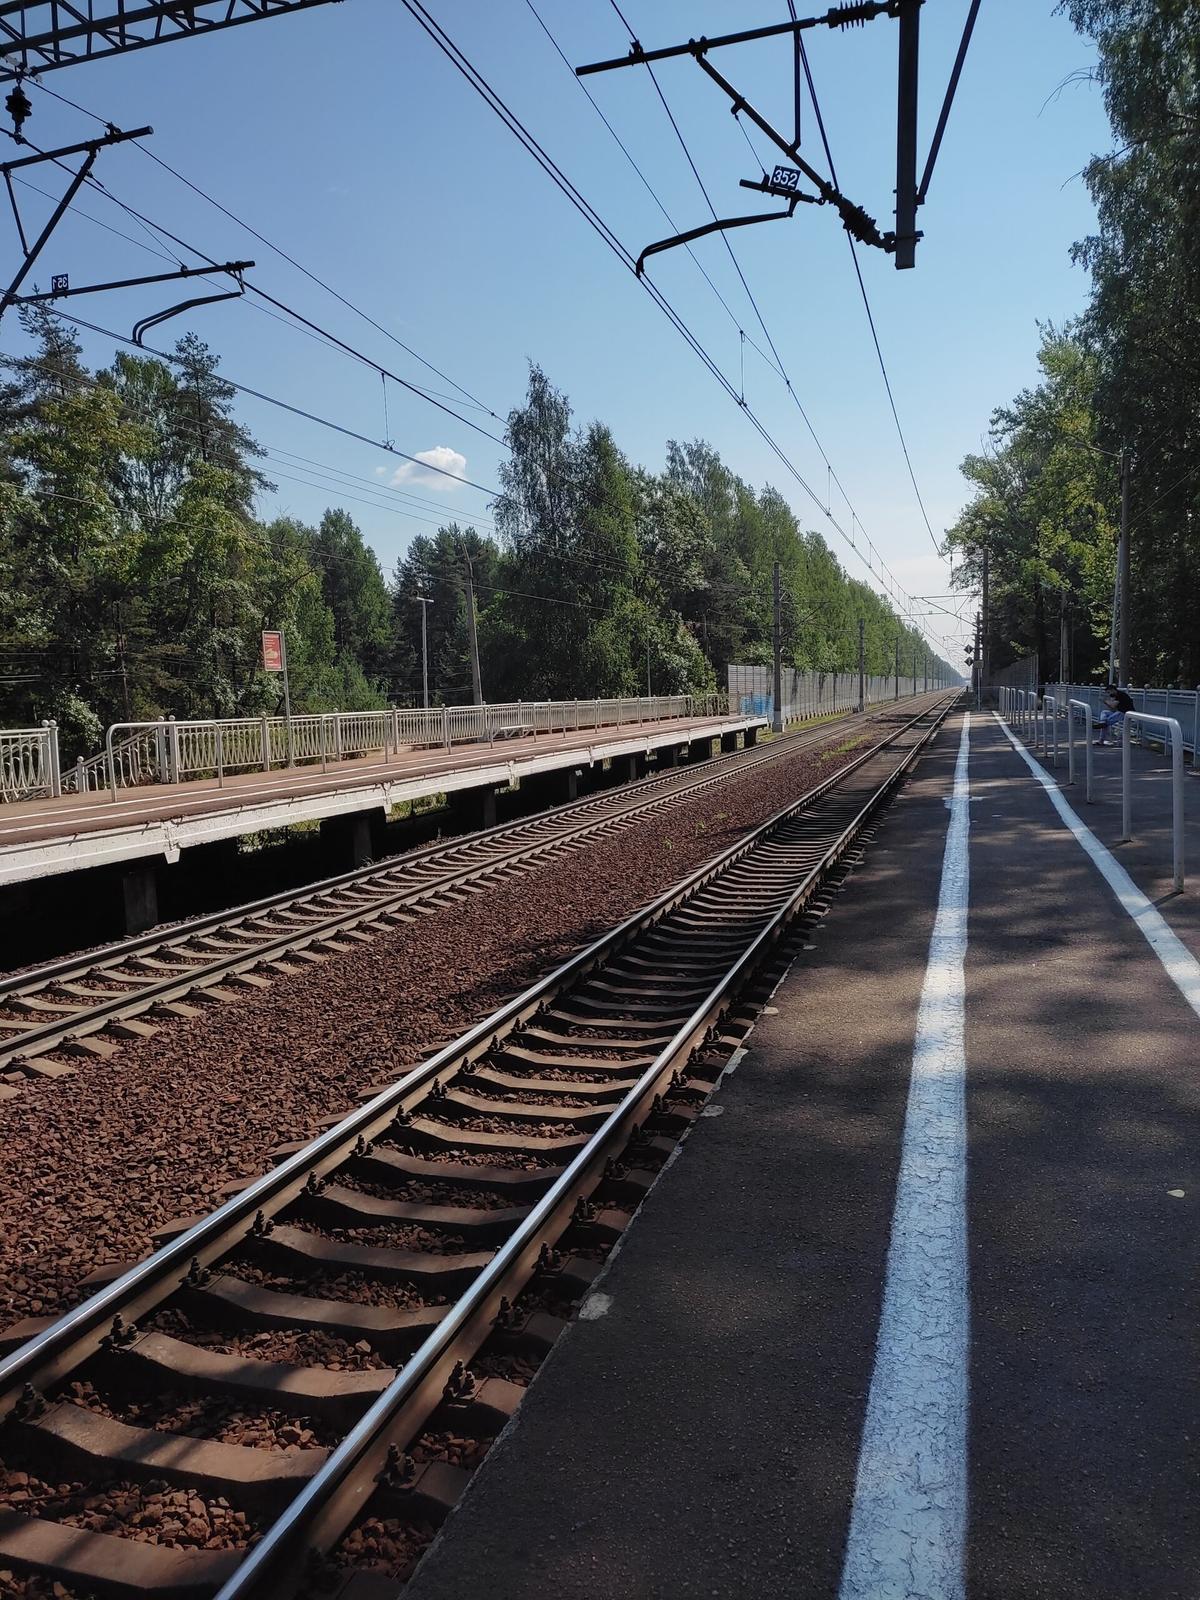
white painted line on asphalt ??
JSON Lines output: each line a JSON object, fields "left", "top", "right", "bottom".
{"left": 838, "top": 712, "right": 971, "bottom": 1600}
{"left": 995, "top": 713, "right": 1200, "bottom": 1023}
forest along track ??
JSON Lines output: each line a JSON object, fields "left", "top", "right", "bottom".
{"left": 0, "top": 696, "right": 956, "bottom": 1600}
{"left": 0, "top": 699, "right": 936, "bottom": 1093}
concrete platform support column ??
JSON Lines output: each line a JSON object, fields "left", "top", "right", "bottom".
{"left": 619, "top": 754, "right": 645, "bottom": 784}
{"left": 450, "top": 785, "right": 498, "bottom": 832}
{"left": 657, "top": 744, "right": 682, "bottom": 769}
{"left": 690, "top": 737, "right": 714, "bottom": 763}
{"left": 721, "top": 731, "right": 738, "bottom": 754}
{"left": 122, "top": 861, "right": 159, "bottom": 935}
{"left": 369, "top": 808, "right": 392, "bottom": 858}
{"left": 321, "top": 811, "right": 373, "bottom": 870}
{"left": 744, "top": 726, "right": 758, "bottom": 748}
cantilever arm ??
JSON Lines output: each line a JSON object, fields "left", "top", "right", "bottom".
{"left": 132, "top": 287, "right": 242, "bottom": 345}
{"left": 637, "top": 206, "right": 795, "bottom": 276}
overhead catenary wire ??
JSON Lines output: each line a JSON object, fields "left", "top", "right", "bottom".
{"left": 522, "top": 0, "right": 782, "bottom": 378}
{"left": 3, "top": 123, "right": 507, "bottom": 449}
{"left": 12, "top": 63, "right": 956, "bottom": 662}
{"left": 8, "top": 168, "right": 498, "bottom": 418}
{"left": 794, "top": 33, "right": 946, "bottom": 565}
{"left": 597, "top": 2, "right": 948, "bottom": 620}
{"left": 11, "top": 355, "right": 733, "bottom": 595}
{"left": 607, "top": 0, "right": 794, "bottom": 386}
{"left": 397, "top": 0, "right": 943, "bottom": 652}
{"left": 29, "top": 305, "right": 504, "bottom": 497}
{"left": 27, "top": 75, "right": 504, "bottom": 420}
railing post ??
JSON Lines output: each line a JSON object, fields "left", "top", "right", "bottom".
{"left": 334, "top": 713, "right": 344, "bottom": 762}
{"left": 320, "top": 715, "right": 328, "bottom": 773}
{"left": 391, "top": 706, "right": 399, "bottom": 757}
{"left": 1193, "top": 685, "right": 1199, "bottom": 765}
{"left": 216, "top": 724, "right": 225, "bottom": 788}
{"left": 44, "top": 720, "right": 61, "bottom": 797}
{"left": 261, "top": 715, "right": 271, "bottom": 773}
{"left": 443, "top": 705, "right": 451, "bottom": 750}
{"left": 1066, "top": 701, "right": 1076, "bottom": 786}
{"left": 1171, "top": 722, "right": 1185, "bottom": 892}
{"left": 1121, "top": 716, "right": 1132, "bottom": 841}
{"left": 167, "top": 717, "right": 180, "bottom": 786}
{"left": 106, "top": 724, "right": 120, "bottom": 802}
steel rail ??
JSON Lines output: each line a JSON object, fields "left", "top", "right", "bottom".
{"left": 0, "top": 695, "right": 956, "bottom": 1600}
{"left": 216, "top": 693, "right": 958, "bottom": 1598}
{"left": 0, "top": 703, "right": 921, "bottom": 1073}
{"left": 0, "top": 696, "right": 954, "bottom": 1417}
{"left": 2, "top": 711, "right": 835, "bottom": 997}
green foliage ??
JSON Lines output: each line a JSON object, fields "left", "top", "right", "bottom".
{"left": 0, "top": 330, "right": 950, "bottom": 753}
{"left": 947, "top": 326, "right": 1118, "bottom": 679}
{"left": 957, "top": 3, "right": 1200, "bottom": 683}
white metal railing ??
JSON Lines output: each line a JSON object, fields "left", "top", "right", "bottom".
{"left": 1049, "top": 683, "right": 1200, "bottom": 761}
{"left": 6, "top": 694, "right": 727, "bottom": 804}
{"left": 1000, "top": 686, "right": 1185, "bottom": 887}
{"left": 1122, "top": 712, "right": 1185, "bottom": 893}
{"left": 0, "top": 722, "right": 60, "bottom": 801}
{"left": 1066, "top": 700, "right": 1095, "bottom": 803}
{"left": 63, "top": 727, "right": 160, "bottom": 795}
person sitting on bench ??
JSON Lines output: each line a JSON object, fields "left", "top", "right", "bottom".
{"left": 1095, "top": 685, "right": 1134, "bottom": 746}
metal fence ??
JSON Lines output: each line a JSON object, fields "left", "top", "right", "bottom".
{"left": 998, "top": 684, "right": 1189, "bottom": 890}
{"left": 0, "top": 723, "right": 61, "bottom": 802}
{"left": 1043, "top": 683, "right": 1200, "bottom": 761}
{"left": 988, "top": 655, "right": 1039, "bottom": 694}
{"left": 726, "top": 664, "right": 951, "bottom": 724}
{"left": 5, "top": 694, "right": 727, "bottom": 805}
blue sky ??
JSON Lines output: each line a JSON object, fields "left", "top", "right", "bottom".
{"left": 3, "top": 1, "right": 1112, "bottom": 663}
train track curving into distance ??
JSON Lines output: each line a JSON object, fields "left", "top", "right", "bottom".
{"left": 0, "top": 698, "right": 940, "bottom": 1090}
{"left": 0, "top": 693, "right": 957, "bottom": 1599}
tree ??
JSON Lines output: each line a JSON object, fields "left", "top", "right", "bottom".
{"left": 945, "top": 326, "right": 1117, "bottom": 682}
{"left": 1053, "top": 1, "right": 1200, "bottom": 680}
{"left": 169, "top": 333, "right": 272, "bottom": 516}
{"left": 308, "top": 508, "right": 391, "bottom": 690}
{"left": 390, "top": 525, "right": 498, "bottom": 704}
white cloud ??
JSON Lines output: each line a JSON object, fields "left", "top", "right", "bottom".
{"left": 373, "top": 465, "right": 387, "bottom": 477}
{"left": 391, "top": 445, "right": 467, "bottom": 492}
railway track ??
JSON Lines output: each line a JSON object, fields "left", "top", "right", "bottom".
{"left": 0, "top": 699, "right": 935, "bottom": 1091}
{"left": 0, "top": 694, "right": 957, "bottom": 1598}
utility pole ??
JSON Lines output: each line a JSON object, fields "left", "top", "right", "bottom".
{"left": 462, "top": 548, "right": 483, "bottom": 706}
{"left": 894, "top": 635, "right": 900, "bottom": 701}
{"left": 1117, "top": 444, "right": 1132, "bottom": 686}
{"left": 857, "top": 617, "right": 865, "bottom": 712}
{"left": 974, "top": 613, "right": 982, "bottom": 708}
{"left": 771, "top": 560, "right": 784, "bottom": 733}
{"left": 415, "top": 595, "right": 432, "bottom": 710}
{"left": 923, "top": 648, "right": 928, "bottom": 694}
{"left": 980, "top": 545, "right": 990, "bottom": 706}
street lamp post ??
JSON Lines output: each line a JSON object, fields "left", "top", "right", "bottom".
{"left": 415, "top": 594, "right": 432, "bottom": 710}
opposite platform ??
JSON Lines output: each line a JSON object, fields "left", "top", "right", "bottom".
{"left": 403, "top": 709, "right": 1199, "bottom": 1600}
{"left": 0, "top": 711, "right": 763, "bottom": 887}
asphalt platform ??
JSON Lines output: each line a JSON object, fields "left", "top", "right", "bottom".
{"left": 403, "top": 708, "right": 1199, "bottom": 1600}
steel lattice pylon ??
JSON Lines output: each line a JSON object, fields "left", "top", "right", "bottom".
{"left": 0, "top": 0, "right": 342, "bottom": 81}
